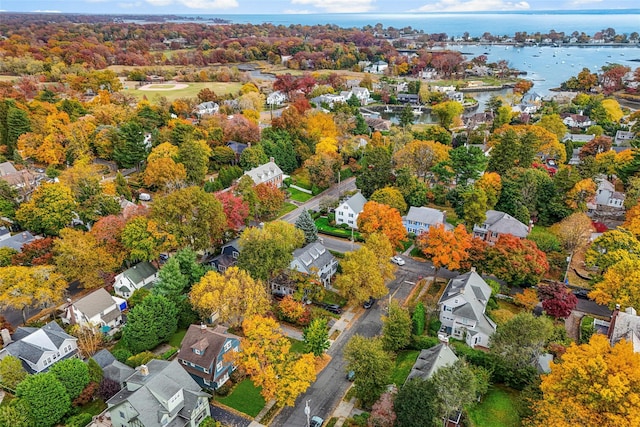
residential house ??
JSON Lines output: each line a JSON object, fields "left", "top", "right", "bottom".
{"left": 615, "top": 130, "right": 635, "bottom": 146}
{"left": 335, "top": 192, "right": 367, "bottom": 229}
{"left": 290, "top": 241, "right": 338, "bottom": 287}
{"left": 178, "top": 324, "right": 241, "bottom": 390}
{"left": 432, "top": 85, "right": 456, "bottom": 94}
{"left": 206, "top": 238, "right": 240, "bottom": 273}
{"left": 396, "top": 93, "right": 420, "bottom": 105}
{"left": 405, "top": 343, "right": 458, "bottom": 383}
{"left": 473, "top": 210, "right": 531, "bottom": 244}
{"left": 351, "top": 87, "right": 371, "bottom": 105}
{"left": 244, "top": 158, "right": 284, "bottom": 188}
{"left": 106, "top": 359, "right": 211, "bottom": 427}
{"left": 446, "top": 91, "right": 464, "bottom": 103}
{"left": 512, "top": 102, "right": 539, "bottom": 114}
{"left": 438, "top": 270, "right": 497, "bottom": 349}
{"left": 419, "top": 68, "right": 438, "bottom": 79}
{"left": 403, "top": 206, "right": 447, "bottom": 235}
{"left": 364, "top": 60, "right": 388, "bottom": 74}
{"left": 608, "top": 306, "right": 640, "bottom": 352}
{"left": 266, "top": 91, "right": 287, "bottom": 106}
{"left": 364, "top": 117, "right": 391, "bottom": 132}
{"left": 193, "top": 101, "right": 219, "bottom": 117}
{"left": 113, "top": 262, "right": 158, "bottom": 299}
{"left": 93, "top": 349, "right": 135, "bottom": 388}
{"left": 522, "top": 92, "right": 543, "bottom": 103}
{"left": 595, "top": 176, "right": 625, "bottom": 208}
{"left": 0, "top": 227, "right": 36, "bottom": 252}
{"left": 464, "top": 112, "right": 494, "bottom": 131}
{"left": 226, "top": 141, "right": 248, "bottom": 164}
{"left": 563, "top": 133, "right": 596, "bottom": 144}
{"left": 0, "top": 161, "right": 38, "bottom": 200}
{"left": 561, "top": 113, "right": 593, "bottom": 129}
{"left": 0, "top": 322, "right": 78, "bottom": 374}
{"left": 62, "top": 288, "right": 126, "bottom": 334}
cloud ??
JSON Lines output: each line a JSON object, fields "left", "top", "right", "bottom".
{"left": 569, "top": 0, "right": 603, "bottom": 4}
{"left": 144, "top": 0, "right": 239, "bottom": 9}
{"left": 283, "top": 9, "right": 314, "bottom": 14}
{"left": 32, "top": 9, "right": 62, "bottom": 12}
{"left": 119, "top": 2, "right": 143, "bottom": 8}
{"left": 413, "top": 0, "right": 529, "bottom": 12}
{"left": 290, "top": 0, "right": 376, "bottom": 13}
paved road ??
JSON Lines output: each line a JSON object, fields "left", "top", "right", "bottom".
{"left": 271, "top": 259, "right": 429, "bottom": 426}
{"left": 281, "top": 177, "right": 356, "bottom": 224}
{"left": 3, "top": 280, "right": 83, "bottom": 327}
{"left": 318, "top": 235, "right": 360, "bottom": 253}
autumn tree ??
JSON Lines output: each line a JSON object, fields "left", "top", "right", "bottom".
{"left": 69, "top": 324, "right": 103, "bottom": 359}
{"left": 214, "top": 190, "right": 249, "bottom": 234}
{"left": 189, "top": 267, "right": 271, "bottom": 327}
{"left": 392, "top": 140, "right": 450, "bottom": 181}
{"left": 11, "top": 237, "right": 55, "bottom": 266}
{"left": 151, "top": 186, "right": 226, "bottom": 251}
{"left": 589, "top": 257, "right": 640, "bottom": 309}
{"left": 143, "top": 155, "right": 187, "bottom": 190}
{"left": 416, "top": 224, "right": 472, "bottom": 274}
{"left": 336, "top": 246, "right": 390, "bottom": 304}
{"left": 177, "top": 139, "right": 212, "bottom": 184}
{"left": 303, "top": 151, "right": 341, "bottom": 189}
{"left": 382, "top": 300, "right": 412, "bottom": 352}
{"left": 121, "top": 294, "right": 178, "bottom": 353}
{"left": 356, "top": 146, "right": 393, "bottom": 198}
{"left": 53, "top": 228, "right": 118, "bottom": 289}
{"left": 15, "top": 182, "right": 76, "bottom": 236}
{"left": 432, "top": 101, "right": 463, "bottom": 130}
{"left": 0, "top": 265, "right": 67, "bottom": 323}
{"left": 303, "top": 318, "right": 330, "bottom": 357}
{"left": 344, "top": 335, "right": 394, "bottom": 407}
{"left": 551, "top": 212, "right": 594, "bottom": 254}
{"left": 585, "top": 228, "right": 640, "bottom": 273}
{"left": 254, "top": 182, "right": 285, "bottom": 220}
{"left": 529, "top": 334, "right": 640, "bottom": 427}
{"left": 294, "top": 209, "right": 318, "bottom": 245}
{"left": 16, "top": 373, "right": 70, "bottom": 427}
{"left": 430, "top": 360, "right": 478, "bottom": 423}
{"left": 121, "top": 216, "right": 174, "bottom": 262}
{"left": 370, "top": 187, "right": 408, "bottom": 215}
{"left": 476, "top": 172, "right": 502, "bottom": 210}
{"left": 449, "top": 145, "right": 488, "bottom": 185}
{"left": 0, "top": 355, "right": 27, "bottom": 390}
{"left": 237, "top": 221, "right": 304, "bottom": 280}
{"left": 369, "top": 390, "right": 397, "bottom": 427}
{"left": 357, "top": 201, "right": 407, "bottom": 248}
{"left": 537, "top": 281, "right": 578, "bottom": 319}
{"left": 364, "top": 232, "right": 398, "bottom": 284}
{"left": 484, "top": 234, "right": 549, "bottom": 287}
{"left": 514, "top": 288, "right": 539, "bottom": 312}
{"left": 231, "top": 315, "right": 316, "bottom": 406}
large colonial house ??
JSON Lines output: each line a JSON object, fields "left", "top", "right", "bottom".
{"left": 290, "top": 241, "right": 338, "bottom": 287}
{"left": 335, "top": 192, "right": 367, "bottom": 229}
{"left": 244, "top": 158, "right": 284, "bottom": 188}
{"left": 473, "top": 210, "right": 531, "bottom": 244}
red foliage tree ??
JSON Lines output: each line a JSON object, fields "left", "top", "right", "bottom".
{"left": 273, "top": 73, "right": 298, "bottom": 98}
{"left": 537, "top": 281, "right": 578, "bottom": 319}
{"left": 484, "top": 234, "right": 549, "bottom": 287}
{"left": 11, "top": 237, "right": 55, "bottom": 266}
{"left": 254, "top": 183, "right": 285, "bottom": 221}
{"left": 369, "top": 390, "right": 397, "bottom": 427}
{"left": 215, "top": 191, "right": 249, "bottom": 232}
{"left": 579, "top": 135, "right": 612, "bottom": 159}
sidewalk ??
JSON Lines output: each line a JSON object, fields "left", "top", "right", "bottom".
{"left": 328, "top": 306, "right": 357, "bottom": 344}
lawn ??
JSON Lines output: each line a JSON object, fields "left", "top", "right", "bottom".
{"left": 467, "top": 385, "right": 522, "bottom": 427}
{"left": 496, "top": 299, "right": 524, "bottom": 315}
{"left": 287, "top": 187, "right": 313, "bottom": 202}
{"left": 391, "top": 350, "right": 421, "bottom": 386}
{"left": 122, "top": 81, "right": 244, "bottom": 103}
{"left": 167, "top": 328, "right": 187, "bottom": 347}
{"left": 315, "top": 217, "right": 363, "bottom": 241}
{"left": 217, "top": 378, "right": 265, "bottom": 417}
{"left": 288, "top": 337, "right": 307, "bottom": 354}
{"left": 278, "top": 202, "right": 298, "bottom": 217}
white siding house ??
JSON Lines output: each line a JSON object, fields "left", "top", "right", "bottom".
{"left": 290, "top": 242, "right": 338, "bottom": 287}
{"left": 335, "top": 192, "right": 367, "bottom": 229}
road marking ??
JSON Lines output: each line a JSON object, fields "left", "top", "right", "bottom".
{"left": 404, "top": 281, "right": 415, "bottom": 285}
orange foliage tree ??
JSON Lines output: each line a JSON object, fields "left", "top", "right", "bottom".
{"left": 356, "top": 201, "right": 407, "bottom": 249}
{"left": 529, "top": 334, "right": 640, "bottom": 427}
{"left": 416, "top": 224, "right": 472, "bottom": 273}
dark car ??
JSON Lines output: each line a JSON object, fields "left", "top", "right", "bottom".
{"left": 363, "top": 297, "right": 375, "bottom": 309}
{"left": 323, "top": 303, "right": 342, "bottom": 315}
{"left": 573, "top": 289, "right": 590, "bottom": 299}
{"left": 272, "top": 291, "right": 287, "bottom": 301}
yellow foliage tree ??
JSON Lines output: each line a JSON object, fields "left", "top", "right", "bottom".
{"left": 336, "top": 246, "right": 390, "bottom": 304}
{"left": 230, "top": 315, "right": 316, "bottom": 406}
{"left": 147, "top": 142, "right": 179, "bottom": 163}
{"left": 143, "top": 157, "right": 187, "bottom": 190}
{"left": 475, "top": 172, "right": 502, "bottom": 209}
{"left": 364, "top": 232, "right": 397, "bottom": 284}
{"left": 315, "top": 136, "right": 339, "bottom": 154}
{"left": 550, "top": 212, "right": 595, "bottom": 253}
{"left": 529, "top": 334, "right": 640, "bottom": 427}
{"left": 601, "top": 99, "right": 624, "bottom": 122}
{"left": 305, "top": 111, "right": 338, "bottom": 143}
{"left": 513, "top": 288, "right": 539, "bottom": 311}
{"left": 589, "top": 257, "right": 640, "bottom": 310}
{"left": 357, "top": 201, "right": 407, "bottom": 249}
{"left": 623, "top": 204, "right": 640, "bottom": 238}
{"left": 392, "top": 139, "right": 450, "bottom": 180}
{"left": 189, "top": 266, "right": 271, "bottom": 327}
{"left": 566, "top": 178, "right": 597, "bottom": 211}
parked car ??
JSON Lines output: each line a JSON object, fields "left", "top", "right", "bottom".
{"left": 139, "top": 192, "right": 152, "bottom": 201}
{"left": 573, "top": 289, "right": 590, "bottom": 299}
{"left": 310, "top": 416, "right": 324, "bottom": 427}
{"left": 363, "top": 297, "right": 375, "bottom": 309}
{"left": 272, "top": 291, "right": 287, "bottom": 301}
{"left": 323, "top": 303, "right": 342, "bottom": 315}
{"left": 391, "top": 255, "right": 405, "bottom": 266}
{"left": 346, "top": 370, "right": 355, "bottom": 381}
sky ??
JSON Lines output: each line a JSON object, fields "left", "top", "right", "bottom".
{"left": 1, "top": 0, "right": 637, "bottom": 14}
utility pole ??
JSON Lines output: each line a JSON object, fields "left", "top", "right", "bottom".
{"left": 304, "top": 400, "right": 311, "bottom": 427}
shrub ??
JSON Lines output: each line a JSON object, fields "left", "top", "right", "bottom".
{"left": 125, "top": 351, "right": 156, "bottom": 368}
{"left": 427, "top": 319, "right": 441, "bottom": 337}
{"left": 410, "top": 335, "right": 439, "bottom": 350}
{"left": 65, "top": 413, "right": 93, "bottom": 427}
{"left": 112, "top": 348, "right": 132, "bottom": 363}
{"left": 161, "top": 348, "right": 179, "bottom": 360}
{"left": 412, "top": 302, "right": 425, "bottom": 335}
{"left": 215, "top": 381, "right": 233, "bottom": 396}
{"left": 72, "top": 382, "right": 98, "bottom": 407}
{"left": 98, "top": 378, "right": 120, "bottom": 401}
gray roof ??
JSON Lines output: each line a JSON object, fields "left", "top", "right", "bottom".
{"left": 0, "top": 231, "right": 36, "bottom": 251}
{"left": 244, "top": 160, "right": 283, "bottom": 186}
{"left": 123, "top": 262, "right": 157, "bottom": 285}
{"left": 404, "top": 206, "right": 445, "bottom": 226}
{"left": 477, "top": 210, "right": 529, "bottom": 238}
{"left": 0, "top": 162, "right": 17, "bottom": 176}
{"left": 609, "top": 309, "right": 640, "bottom": 353}
{"left": 405, "top": 344, "right": 458, "bottom": 382}
{"left": 291, "top": 242, "right": 336, "bottom": 275}
{"left": 178, "top": 325, "right": 240, "bottom": 383}
{"left": 341, "top": 192, "right": 367, "bottom": 214}
{"left": 108, "top": 359, "right": 209, "bottom": 427}
{"left": 72, "top": 288, "right": 117, "bottom": 320}
{"left": 93, "top": 349, "right": 135, "bottom": 386}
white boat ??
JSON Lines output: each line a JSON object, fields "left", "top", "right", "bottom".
{"left": 384, "top": 106, "right": 392, "bottom": 113}
{"left": 412, "top": 106, "right": 423, "bottom": 115}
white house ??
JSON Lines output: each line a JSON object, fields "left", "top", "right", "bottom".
{"left": 351, "top": 87, "right": 371, "bottom": 105}
{"left": 335, "top": 192, "right": 367, "bottom": 229}
{"left": 266, "top": 91, "right": 287, "bottom": 106}
{"left": 290, "top": 242, "right": 338, "bottom": 287}
{"left": 113, "top": 261, "right": 158, "bottom": 298}
{"left": 608, "top": 306, "right": 640, "bottom": 353}
{"left": 438, "top": 270, "right": 497, "bottom": 349}
{"left": 194, "top": 101, "right": 219, "bottom": 117}
{"left": 244, "top": 158, "right": 284, "bottom": 188}
{"left": 106, "top": 360, "right": 211, "bottom": 427}
{"left": 63, "top": 288, "right": 126, "bottom": 334}
{"left": 403, "top": 206, "right": 448, "bottom": 235}
{"left": 595, "top": 177, "right": 625, "bottom": 208}
{"left": 0, "top": 322, "right": 78, "bottom": 374}
{"left": 561, "top": 113, "right": 593, "bottom": 129}
{"left": 365, "top": 60, "right": 388, "bottom": 74}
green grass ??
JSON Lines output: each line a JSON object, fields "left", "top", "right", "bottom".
{"left": 391, "top": 350, "right": 421, "bottom": 386}
{"left": 287, "top": 187, "right": 313, "bottom": 202}
{"left": 288, "top": 337, "right": 307, "bottom": 354}
{"left": 79, "top": 399, "right": 108, "bottom": 416}
{"left": 278, "top": 202, "right": 298, "bottom": 217}
{"left": 167, "top": 328, "right": 187, "bottom": 347}
{"left": 315, "top": 217, "right": 363, "bottom": 240}
{"left": 496, "top": 299, "right": 525, "bottom": 315}
{"left": 467, "top": 385, "right": 522, "bottom": 427}
{"left": 122, "top": 81, "right": 243, "bottom": 103}
{"left": 217, "top": 379, "right": 265, "bottom": 417}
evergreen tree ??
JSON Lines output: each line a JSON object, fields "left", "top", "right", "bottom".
{"left": 16, "top": 372, "right": 71, "bottom": 427}
{"left": 122, "top": 294, "right": 178, "bottom": 353}
{"left": 114, "top": 172, "right": 132, "bottom": 201}
{"left": 353, "top": 113, "right": 370, "bottom": 136}
{"left": 173, "top": 247, "right": 206, "bottom": 286}
{"left": 113, "top": 121, "right": 148, "bottom": 169}
{"left": 49, "top": 358, "right": 90, "bottom": 400}
{"left": 412, "top": 302, "right": 426, "bottom": 335}
{"left": 294, "top": 210, "right": 318, "bottom": 244}
{"left": 6, "top": 107, "right": 31, "bottom": 155}
{"left": 399, "top": 104, "right": 414, "bottom": 128}
{"left": 153, "top": 257, "right": 189, "bottom": 301}
{"left": 303, "top": 318, "right": 330, "bottom": 357}
{"left": 356, "top": 146, "right": 393, "bottom": 198}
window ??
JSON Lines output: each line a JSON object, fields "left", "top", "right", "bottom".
{"left": 338, "top": 211, "right": 343, "bottom": 216}
{"left": 194, "top": 349, "right": 201, "bottom": 355}
{"left": 224, "top": 342, "right": 231, "bottom": 351}
{"left": 203, "top": 368, "right": 209, "bottom": 374}
{"left": 119, "top": 411, "right": 125, "bottom": 419}
{"left": 444, "top": 306, "right": 452, "bottom": 312}
{"left": 232, "top": 251, "right": 239, "bottom": 259}
{"left": 348, "top": 213, "right": 354, "bottom": 218}
{"left": 216, "top": 361, "right": 222, "bottom": 372}
{"left": 348, "top": 220, "right": 353, "bottom": 225}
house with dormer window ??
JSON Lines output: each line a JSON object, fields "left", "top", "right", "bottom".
{"left": 335, "top": 192, "right": 367, "bottom": 229}
{"left": 290, "top": 241, "right": 338, "bottom": 287}
{"left": 62, "top": 288, "right": 126, "bottom": 335}
{"left": 106, "top": 359, "right": 210, "bottom": 427}
{"left": 178, "top": 324, "right": 241, "bottom": 390}
{"left": 244, "top": 158, "right": 284, "bottom": 188}
{"left": 438, "top": 270, "right": 496, "bottom": 349}
{"left": 206, "top": 238, "right": 240, "bottom": 273}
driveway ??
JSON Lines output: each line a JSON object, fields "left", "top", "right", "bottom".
{"left": 210, "top": 404, "right": 252, "bottom": 427}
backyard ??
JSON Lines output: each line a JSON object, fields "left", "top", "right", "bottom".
{"left": 216, "top": 378, "right": 265, "bottom": 418}
{"left": 122, "top": 81, "right": 244, "bottom": 103}
{"left": 466, "top": 385, "right": 522, "bottom": 427}
{"left": 390, "top": 350, "right": 421, "bottom": 386}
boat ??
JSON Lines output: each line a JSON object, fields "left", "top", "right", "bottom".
{"left": 384, "top": 106, "right": 392, "bottom": 113}
{"left": 412, "top": 106, "right": 423, "bottom": 115}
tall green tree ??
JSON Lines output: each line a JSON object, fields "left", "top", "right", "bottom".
{"left": 395, "top": 378, "right": 440, "bottom": 427}
{"left": 356, "top": 146, "right": 393, "bottom": 198}
{"left": 294, "top": 210, "right": 318, "bottom": 245}
{"left": 450, "top": 145, "right": 488, "bottom": 185}
{"left": 0, "top": 355, "right": 27, "bottom": 390}
{"left": 382, "top": 300, "right": 412, "bottom": 352}
{"left": 15, "top": 183, "right": 76, "bottom": 236}
{"left": 121, "top": 294, "right": 178, "bottom": 353}
{"left": 173, "top": 247, "right": 206, "bottom": 285}
{"left": 412, "top": 302, "right": 426, "bottom": 335}
{"left": 399, "top": 104, "right": 415, "bottom": 128}
{"left": 0, "top": 399, "right": 31, "bottom": 427}
{"left": 177, "top": 139, "right": 211, "bottom": 184}
{"left": 6, "top": 107, "right": 31, "bottom": 155}
{"left": 153, "top": 257, "right": 189, "bottom": 300}
{"left": 344, "top": 335, "right": 394, "bottom": 407}
{"left": 16, "top": 372, "right": 71, "bottom": 427}
{"left": 262, "top": 128, "right": 299, "bottom": 173}
{"left": 430, "top": 360, "right": 478, "bottom": 422}
{"left": 303, "top": 318, "right": 330, "bottom": 357}
{"left": 113, "top": 121, "right": 148, "bottom": 169}
{"left": 49, "top": 358, "right": 89, "bottom": 400}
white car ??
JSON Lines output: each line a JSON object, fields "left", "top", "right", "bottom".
{"left": 391, "top": 256, "right": 405, "bottom": 266}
